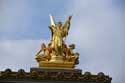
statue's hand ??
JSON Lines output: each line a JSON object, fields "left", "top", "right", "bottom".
{"left": 49, "top": 26, "right": 52, "bottom": 29}
{"left": 68, "top": 15, "right": 72, "bottom": 21}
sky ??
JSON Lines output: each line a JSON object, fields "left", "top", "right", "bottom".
{"left": 0, "top": 0, "right": 124, "bottom": 83}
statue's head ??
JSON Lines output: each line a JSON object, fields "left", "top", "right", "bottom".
{"left": 69, "top": 44, "right": 75, "bottom": 49}
{"left": 57, "top": 22, "right": 62, "bottom": 29}
{"left": 48, "top": 43, "right": 52, "bottom": 47}
{"left": 41, "top": 43, "right": 46, "bottom": 51}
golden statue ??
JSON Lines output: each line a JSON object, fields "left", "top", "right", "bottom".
{"left": 35, "top": 15, "right": 79, "bottom": 69}
{"left": 49, "top": 15, "right": 72, "bottom": 56}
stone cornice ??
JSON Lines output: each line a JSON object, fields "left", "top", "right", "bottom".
{"left": 0, "top": 69, "right": 112, "bottom": 82}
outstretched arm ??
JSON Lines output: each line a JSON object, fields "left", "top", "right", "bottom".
{"left": 62, "top": 15, "right": 72, "bottom": 37}
{"left": 68, "top": 15, "right": 72, "bottom": 22}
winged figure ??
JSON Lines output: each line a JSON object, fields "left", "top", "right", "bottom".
{"left": 49, "top": 15, "right": 72, "bottom": 55}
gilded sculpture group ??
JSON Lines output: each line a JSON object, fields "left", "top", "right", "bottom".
{"left": 35, "top": 15, "right": 79, "bottom": 66}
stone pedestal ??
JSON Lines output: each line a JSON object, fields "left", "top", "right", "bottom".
{"left": 30, "top": 67, "right": 82, "bottom": 74}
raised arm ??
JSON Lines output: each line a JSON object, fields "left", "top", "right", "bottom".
{"left": 62, "top": 15, "right": 72, "bottom": 37}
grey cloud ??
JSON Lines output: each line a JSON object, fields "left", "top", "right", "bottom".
{"left": 0, "top": 39, "right": 49, "bottom": 72}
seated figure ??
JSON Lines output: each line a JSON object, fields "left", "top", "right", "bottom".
{"left": 63, "top": 44, "right": 79, "bottom": 64}
{"left": 35, "top": 43, "right": 51, "bottom": 62}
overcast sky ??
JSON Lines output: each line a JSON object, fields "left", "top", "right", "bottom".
{"left": 0, "top": 0, "right": 124, "bottom": 83}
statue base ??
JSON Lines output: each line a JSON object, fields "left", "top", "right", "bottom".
{"left": 49, "top": 55, "right": 64, "bottom": 62}
{"left": 38, "top": 61, "right": 75, "bottom": 69}
{"left": 37, "top": 55, "right": 76, "bottom": 69}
